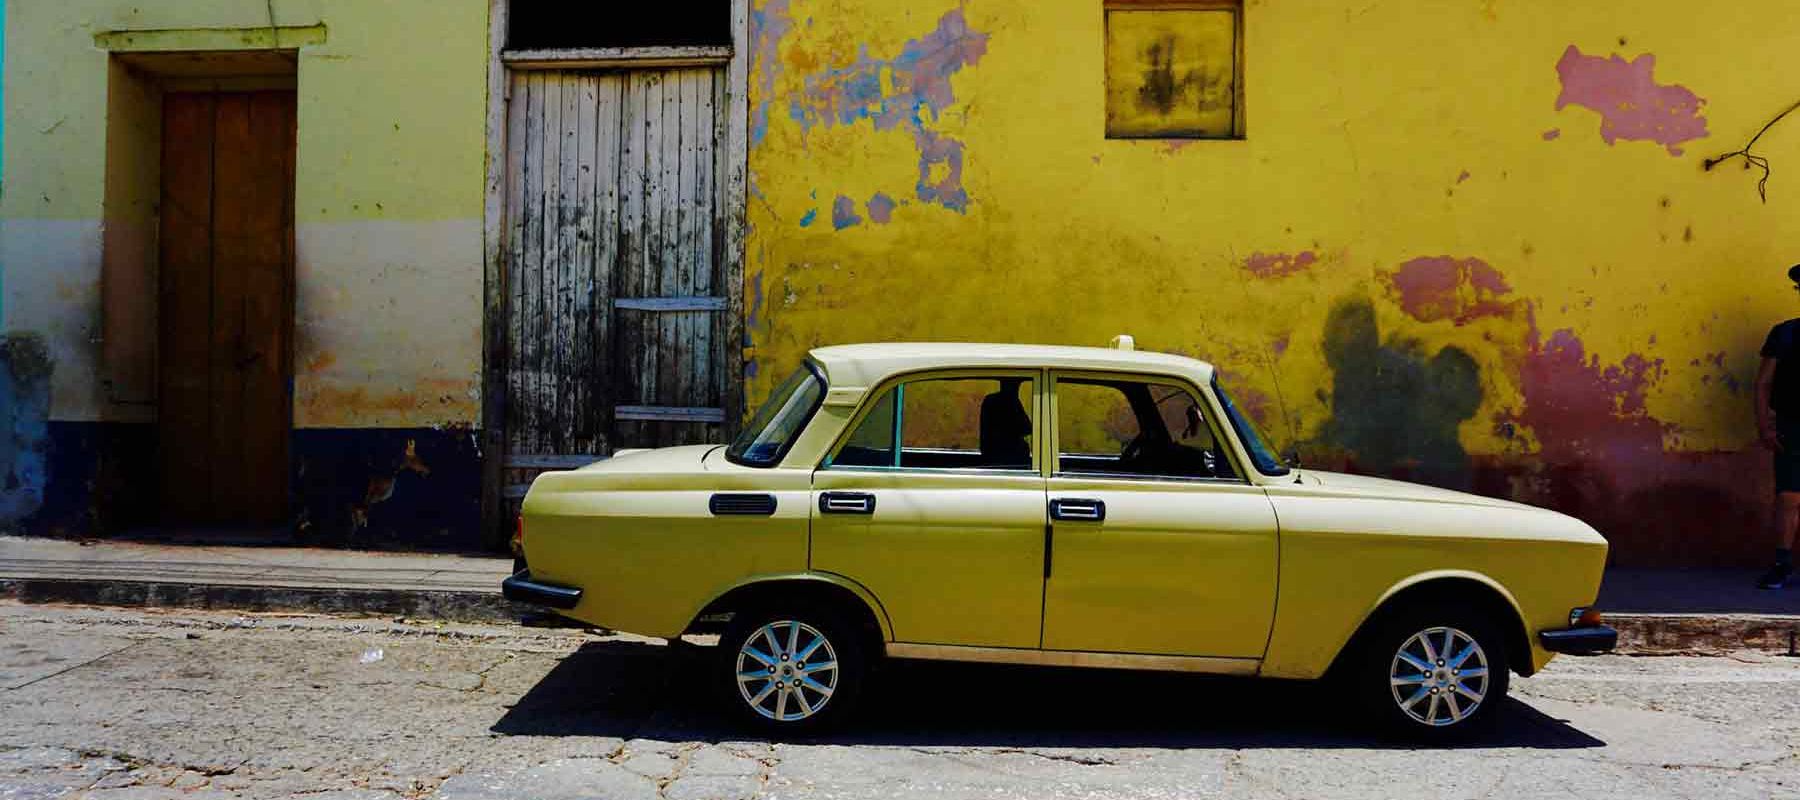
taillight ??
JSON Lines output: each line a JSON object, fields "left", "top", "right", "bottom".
{"left": 511, "top": 514, "right": 525, "bottom": 557}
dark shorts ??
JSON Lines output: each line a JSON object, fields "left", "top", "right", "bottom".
{"left": 1777, "top": 417, "right": 1800, "bottom": 493}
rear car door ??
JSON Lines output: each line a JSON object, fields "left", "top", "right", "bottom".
{"left": 1041, "top": 372, "right": 1279, "bottom": 659}
{"left": 810, "top": 371, "right": 1048, "bottom": 649}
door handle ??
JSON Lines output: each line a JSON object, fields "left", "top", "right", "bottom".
{"left": 818, "top": 491, "right": 876, "bottom": 515}
{"left": 1050, "top": 498, "right": 1106, "bottom": 522}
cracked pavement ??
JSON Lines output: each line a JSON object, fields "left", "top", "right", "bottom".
{"left": 1, "top": 602, "right": 1795, "bottom": 799}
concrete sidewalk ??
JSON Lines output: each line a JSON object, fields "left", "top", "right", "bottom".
{"left": 0, "top": 536, "right": 522, "bottom": 623}
{"left": 0, "top": 535, "right": 1795, "bottom": 651}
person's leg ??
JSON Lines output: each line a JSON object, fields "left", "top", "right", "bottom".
{"left": 1759, "top": 492, "right": 1799, "bottom": 589}
{"left": 1761, "top": 429, "right": 1800, "bottom": 588}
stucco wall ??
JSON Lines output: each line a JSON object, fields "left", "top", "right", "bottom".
{"left": 0, "top": 0, "right": 487, "bottom": 428}
{"left": 745, "top": 0, "right": 1800, "bottom": 565}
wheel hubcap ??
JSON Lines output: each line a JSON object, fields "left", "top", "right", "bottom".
{"left": 735, "top": 620, "right": 839, "bottom": 722}
{"left": 1389, "top": 626, "right": 1489, "bottom": 727}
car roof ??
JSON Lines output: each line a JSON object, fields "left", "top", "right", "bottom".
{"left": 806, "top": 342, "right": 1217, "bottom": 388}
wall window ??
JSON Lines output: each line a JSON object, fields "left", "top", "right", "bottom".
{"left": 1104, "top": 0, "right": 1244, "bottom": 139}
{"left": 831, "top": 376, "right": 1036, "bottom": 471}
{"left": 1056, "top": 377, "right": 1237, "bottom": 479}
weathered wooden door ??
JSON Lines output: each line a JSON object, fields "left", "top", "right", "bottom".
{"left": 157, "top": 91, "right": 295, "bottom": 526}
{"left": 501, "top": 67, "right": 731, "bottom": 479}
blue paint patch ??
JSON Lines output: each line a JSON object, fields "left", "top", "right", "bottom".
{"left": 798, "top": 208, "right": 817, "bottom": 227}
{"left": 866, "top": 192, "right": 897, "bottom": 224}
{"left": 831, "top": 195, "right": 862, "bottom": 230}
{"left": 785, "top": 9, "right": 988, "bottom": 213}
{"left": 0, "top": 333, "right": 52, "bottom": 526}
{"left": 745, "top": 269, "right": 765, "bottom": 347}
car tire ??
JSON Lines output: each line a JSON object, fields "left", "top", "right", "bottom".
{"left": 716, "top": 605, "right": 867, "bottom": 733}
{"left": 1353, "top": 604, "right": 1511, "bottom": 740}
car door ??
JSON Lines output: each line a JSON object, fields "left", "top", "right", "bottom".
{"left": 810, "top": 370, "right": 1048, "bottom": 649}
{"left": 1041, "top": 372, "right": 1279, "bottom": 659}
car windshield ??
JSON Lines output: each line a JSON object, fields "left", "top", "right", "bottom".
{"left": 725, "top": 363, "right": 826, "bottom": 467}
{"left": 1213, "top": 376, "right": 1289, "bottom": 476}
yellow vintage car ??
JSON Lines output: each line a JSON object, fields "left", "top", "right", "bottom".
{"left": 507, "top": 340, "right": 1614, "bottom": 737}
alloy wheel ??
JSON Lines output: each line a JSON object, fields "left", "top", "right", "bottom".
{"left": 734, "top": 620, "right": 839, "bottom": 722}
{"left": 1388, "top": 626, "right": 1489, "bottom": 727}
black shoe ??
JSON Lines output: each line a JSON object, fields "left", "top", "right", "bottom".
{"left": 1757, "top": 565, "right": 1792, "bottom": 590}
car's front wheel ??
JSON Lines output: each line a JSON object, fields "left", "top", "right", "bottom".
{"left": 1355, "top": 608, "right": 1510, "bottom": 739}
{"left": 717, "top": 607, "right": 866, "bottom": 732}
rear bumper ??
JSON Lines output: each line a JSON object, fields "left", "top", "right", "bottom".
{"left": 501, "top": 570, "right": 583, "bottom": 610}
{"left": 1539, "top": 625, "right": 1618, "bottom": 654}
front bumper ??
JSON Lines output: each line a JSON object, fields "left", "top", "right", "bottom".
{"left": 501, "top": 570, "right": 583, "bottom": 610}
{"left": 1539, "top": 625, "right": 1618, "bottom": 654}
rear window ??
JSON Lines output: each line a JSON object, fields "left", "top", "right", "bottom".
{"left": 725, "top": 363, "right": 825, "bottom": 467}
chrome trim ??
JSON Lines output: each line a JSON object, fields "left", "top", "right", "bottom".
{"left": 885, "top": 643, "right": 1260, "bottom": 675}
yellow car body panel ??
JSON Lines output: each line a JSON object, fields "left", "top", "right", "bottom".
{"left": 518, "top": 343, "right": 1609, "bottom": 680}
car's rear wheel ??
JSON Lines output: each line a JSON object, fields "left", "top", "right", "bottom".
{"left": 717, "top": 607, "right": 866, "bottom": 732}
{"left": 1355, "top": 607, "right": 1510, "bottom": 739}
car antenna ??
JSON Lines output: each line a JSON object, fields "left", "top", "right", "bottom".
{"left": 1223, "top": 245, "right": 1301, "bottom": 461}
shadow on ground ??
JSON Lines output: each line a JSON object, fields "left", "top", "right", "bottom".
{"left": 491, "top": 640, "right": 1605, "bottom": 750}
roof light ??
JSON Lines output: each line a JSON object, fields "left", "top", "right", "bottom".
{"left": 1110, "top": 335, "right": 1135, "bottom": 351}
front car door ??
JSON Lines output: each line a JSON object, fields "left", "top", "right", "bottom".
{"left": 809, "top": 370, "right": 1048, "bottom": 649}
{"left": 1041, "top": 371, "right": 1280, "bottom": 659}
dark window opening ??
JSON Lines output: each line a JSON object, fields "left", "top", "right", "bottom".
{"left": 508, "top": 1, "right": 732, "bottom": 51}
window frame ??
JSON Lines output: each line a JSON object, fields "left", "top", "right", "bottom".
{"left": 819, "top": 368, "right": 1047, "bottom": 476}
{"left": 1102, "top": 0, "right": 1247, "bottom": 141}
{"left": 1049, "top": 369, "right": 1250, "bottom": 485}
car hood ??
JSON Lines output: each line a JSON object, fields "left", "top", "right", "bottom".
{"left": 1293, "top": 469, "right": 1539, "bottom": 512}
{"left": 576, "top": 444, "right": 722, "bottom": 474}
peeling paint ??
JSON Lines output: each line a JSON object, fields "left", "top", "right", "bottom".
{"left": 784, "top": 7, "right": 989, "bottom": 212}
{"left": 830, "top": 194, "right": 861, "bottom": 230}
{"left": 1554, "top": 45, "right": 1708, "bottom": 156}
{"left": 1243, "top": 251, "right": 1318, "bottom": 280}
{"left": 749, "top": 0, "right": 795, "bottom": 147}
{"left": 798, "top": 207, "right": 817, "bottom": 227}
{"left": 866, "top": 192, "right": 896, "bottom": 224}
{"left": 1387, "top": 256, "right": 1523, "bottom": 325}
{"left": 1541, "top": 128, "right": 1561, "bottom": 141}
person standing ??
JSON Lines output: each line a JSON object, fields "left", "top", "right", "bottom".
{"left": 1754, "top": 265, "right": 1800, "bottom": 589}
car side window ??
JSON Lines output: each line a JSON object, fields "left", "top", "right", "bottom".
{"left": 829, "top": 376, "right": 1036, "bottom": 471}
{"left": 1056, "top": 377, "right": 1236, "bottom": 480}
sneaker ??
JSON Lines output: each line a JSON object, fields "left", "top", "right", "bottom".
{"left": 1757, "top": 564, "right": 1792, "bottom": 590}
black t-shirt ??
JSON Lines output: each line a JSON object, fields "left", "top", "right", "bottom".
{"left": 1762, "top": 319, "right": 1800, "bottom": 418}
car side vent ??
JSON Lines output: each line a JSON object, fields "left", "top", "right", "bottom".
{"left": 709, "top": 493, "right": 778, "bottom": 516}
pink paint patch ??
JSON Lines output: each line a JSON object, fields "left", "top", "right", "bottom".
{"left": 1554, "top": 45, "right": 1708, "bottom": 156}
{"left": 1456, "top": 170, "right": 1472, "bottom": 184}
{"left": 1243, "top": 251, "right": 1318, "bottom": 280}
{"left": 1515, "top": 328, "right": 1670, "bottom": 468}
{"left": 1387, "top": 256, "right": 1522, "bottom": 325}
{"left": 1541, "top": 128, "right": 1562, "bottom": 141}
{"left": 866, "top": 192, "right": 896, "bottom": 224}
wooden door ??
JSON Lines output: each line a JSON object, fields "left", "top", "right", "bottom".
{"left": 501, "top": 67, "right": 729, "bottom": 483}
{"left": 158, "top": 91, "right": 295, "bottom": 527}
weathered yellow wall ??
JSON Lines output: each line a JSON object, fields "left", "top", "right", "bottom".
{"left": 1, "top": 0, "right": 487, "bottom": 427}
{"left": 747, "top": 0, "right": 1800, "bottom": 564}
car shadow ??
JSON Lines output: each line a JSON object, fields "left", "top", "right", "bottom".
{"left": 490, "top": 640, "right": 1605, "bottom": 750}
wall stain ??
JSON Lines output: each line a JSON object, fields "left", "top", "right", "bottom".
{"left": 1136, "top": 37, "right": 1184, "bottom": 115}
{"left": 1554, "top": 44, "right": 1708, "bottom": 156}
{"left": 748, "top": 0, "right": 795, "bottom": 146}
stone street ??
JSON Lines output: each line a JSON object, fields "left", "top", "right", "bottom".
{"left": 1, "top": 601, "right": 1795, "bottom": 799}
